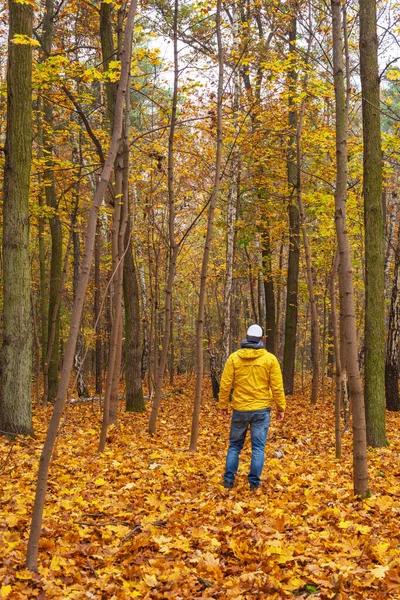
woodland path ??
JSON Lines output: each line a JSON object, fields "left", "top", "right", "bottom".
{"left": 1, "top": 376, "right": 400, "bottom": 599}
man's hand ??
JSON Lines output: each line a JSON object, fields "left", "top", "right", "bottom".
{"left": 276, "top": 411, "right": 285, "bottom": 421}
{"left": 219, "top": 409, "right": 229, "bottom": 419}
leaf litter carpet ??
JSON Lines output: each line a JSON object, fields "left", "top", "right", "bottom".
{"left": 1, "top": 377, "right": 400, "bottom": 599}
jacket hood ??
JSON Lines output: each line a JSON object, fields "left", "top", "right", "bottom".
{"left": 237, "top": 348, "right": 266, "bottom": 359}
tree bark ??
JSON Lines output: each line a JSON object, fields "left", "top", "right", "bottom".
{"left": 189, "top": 0, "right": 223, "bottom": 453}
{"left": 283, "top": 15, "right": 300, "bottom": 396}
{"left": 261, "top": 229, "right": 276, "bottom": 353}
{"left": 124, "top": 221, "right": 144, "bottom": 412}
{"left": 42, "top": 0, "right": 63, "bottom": 403}
{"left": 385, "top": 219, "right": 400, "bottom": 411}
{"left": 26, "top": 0, "right": 138, "bottom": 569}
{"left": 72, "top": 145, "right": 89, "bottom": 399}
{"left": 0, "top": 0, "right": 34, "bottom": 437}
{"left": 360, "top": 0, "right": 387, "bottom": 447}
{"left": 94, "top": 219, "right": 103, "bottom": 395}
{"left": 331, "top": 0, "right": 369, "bottom": 497}
{"left": 148, "top": 0, "right": 180, "bottom": 435}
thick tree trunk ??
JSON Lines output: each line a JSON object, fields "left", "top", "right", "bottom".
{"left": 26, "top": 0, "right": 137, "bottom": 569}
{"left": 331, "top": 0, "right": 369, "bottom": 497}
{"left": 283, "top": 15, "right": 300, "bottom": 395}
{"left": 0, "top": 0, "right": 33, "bottom": 437}
{"left": 360, "top": 0, "right": 386, "bottom": 447}
{"left": 190, "top": 0, "right": 223, "bottom": 452}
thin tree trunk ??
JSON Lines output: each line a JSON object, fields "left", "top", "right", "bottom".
{"left": 331, "top": 0, "right": 369, "bottom": 496}
{"left": 385, "top": 220, "right": 400, "bottom": 411}
{"left": 262, "top": 229, "right": 276, "bottom": 353}
{"left": 329, "top": 252, "right": 342, "bottom": 458}
{"left": 360, "top": 0, "right": 386, "bottom": 447}
{"left": 26, "top": 0, "right": 137, "bottom": 569}
{"left": 283, "top": 15, "right": 300, "bottom": 396}
{"left": 190, "top": 0, "right": 223, "bottom": 452}
{"left": 41, "top": 0, "right": 62, "bottom": 403}
{"left": 124, "top": 221, "right": 144, "bottom": 412}
{"left": 148, "top": 0, "right": 179, "bottom": 435}
{"left": 99, "top": 112, "right": 130, "bottom": 447}
{"left": 72, "top": 145, "right": 89, "bottom": 399}
{"left": 221, "top": 3, "right": 240, "bottom": 365}
{"left": 296, "top": 69, "right": 320, "bottom": 404}
{"left": 36, "top": 100, "right": 48, "bottom": 372}
{"left": 94, "top": 219, "right": 102, "bottom": 395}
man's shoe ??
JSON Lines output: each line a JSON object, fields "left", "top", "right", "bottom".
{"left": 223, "top": 481, "right": 234, "bottom": 489}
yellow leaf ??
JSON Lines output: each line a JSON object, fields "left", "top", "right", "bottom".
{"left": 144, "top": 573, "right": 158, "bottom": 587}
{"left": 0, "top": 585, "right": 12, "bottom": 598}
{"left": 6, "top": 514, "right": 18, "bottom": 527}
{"left": 94, "top": 478, "right": 105, "bottom": 486}
{"left": 371, "top": 565, "right": 389, "bottom": 579}
{"left": 121, "top": 482, "right": 135, "bottom": 490}
{"left": 11, "top": 34, "right": 40, "bottom": 46}
{"left": 338, "top": 520, "right": 352, "bottom": 529}
{"left": 355, "top": 524, "right": 371, "bottom": 535}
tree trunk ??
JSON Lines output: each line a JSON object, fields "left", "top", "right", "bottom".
{"left": 283, "top": 15, "right": 300, "bottom": 396}
{"left": 190, "top": 0, "right": 223, "bottom": 452}
{"left": 329, "top": 252, "right": 342, "bottom": 458}
{"left": 0, "top": 0, "right": 33, "bottom": 437}
{"left": 72, "top": 146, "right": 89, "bottom": 399}
{"left": 94, "top": 219, "right": 103, "bottom": 395}
{"left": 360, "top": 0, "right": 386, "bottom": 447}
{"left": 148, "top": 0, "right": 180, "bottom": 435}
{"left": 385, "top": 220, "right": 400, "bottom": 411}
{"left": 296, "top": 46, "right": 320, "bottom": 405}
{"left": 124, "top": 221, "right": 144, "bottom": 412}
{"left": 26, "top": 0, "right": 137, "bottom": 569}
{"left": 261, "top": 229, "right": 276, "bottom": 353}
{"left": 99, "top": 122, "right": 130, "bottom": 447}
{"left": 331, "top": 0, "right": 369, "bottom": 497}
{"left": 42, "top": 0, "right": 62, "bottom": 403}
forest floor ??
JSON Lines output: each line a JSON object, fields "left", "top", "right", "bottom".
{"left": 1, "top": 376, "right": 400, "bottom": 600}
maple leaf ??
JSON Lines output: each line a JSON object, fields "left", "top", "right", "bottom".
{"left": 370, "top": 565, "right": 389, "bottom": 579}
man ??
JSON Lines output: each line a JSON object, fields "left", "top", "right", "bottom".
{"left": 218, "top": 324, "right": 285, "bottom": 491}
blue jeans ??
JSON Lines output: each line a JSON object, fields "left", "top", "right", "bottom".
{"left": 224, "top": 409, "right": 271, "bottom": 488}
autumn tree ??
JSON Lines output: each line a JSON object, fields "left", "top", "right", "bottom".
{"left": 331, "top": 0, "right": 369, "bottom": 497}
{"left": 0, "top": 0, "right": 34, "bottom": 436}
{"left": 359, "top": 0, "right": 387, "bottom": 447}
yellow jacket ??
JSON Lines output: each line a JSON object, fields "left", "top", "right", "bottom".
{"left": 218, "top": 348, "right": 286, "bottom": 412}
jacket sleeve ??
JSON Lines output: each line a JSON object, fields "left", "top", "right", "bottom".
{"left": 270, "top": 356, "right": 286, "bottom": 411}
{"left": 218, "top": 356, "right": 235, "bottom": 409}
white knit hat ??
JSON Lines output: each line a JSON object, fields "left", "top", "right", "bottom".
{"left": 246, "top": 324, "right": 263, "bottom": 339}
